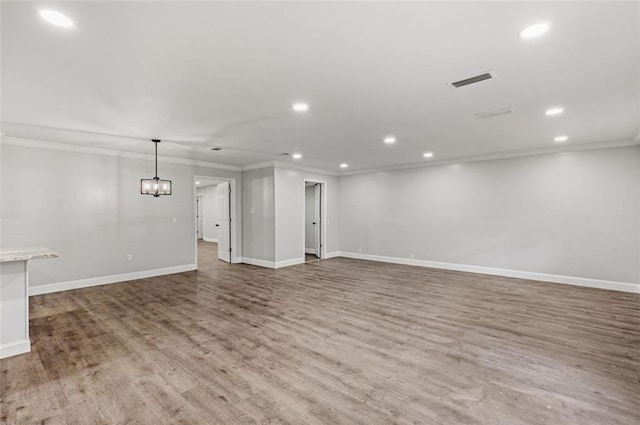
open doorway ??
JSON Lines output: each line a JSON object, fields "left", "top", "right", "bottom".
{"left": 194, "top": 176, "right": 237, "bottom": 268}
{"left": 304, "top": 180, "right": 324, "bottom": 262}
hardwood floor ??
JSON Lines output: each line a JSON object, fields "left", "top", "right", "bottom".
{"left": 305, "top": 253, "right": 319, "bottom": 262}
{"left": 1, "top": 240, "right": 638, "bottom": 424}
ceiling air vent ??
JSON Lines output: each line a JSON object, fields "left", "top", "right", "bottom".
{"left": 475, "top": 107, "right": 513, "bottom": 119}
{"left": 448, "top": 70, "right": 496, "bottom": 89}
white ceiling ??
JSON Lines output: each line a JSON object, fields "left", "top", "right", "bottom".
{"left": 2, "top": 1, "right": 639, "bottom": 173}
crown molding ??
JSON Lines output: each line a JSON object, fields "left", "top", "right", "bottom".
{"left": 0, "top": 136, "right": 242, "bottom": 171}
{"left": 272, "top": 160, "right": 340, "bottom": 176}
{"left": 3, "top": 135, "right": 635, "bottom": 179}
{"left": 339, "top": 138, "right": 638, "bottom": 177}
{"left": 240, "top": 161, "right": 276, "bottom": 172}
{"left": 240, "top": 160, "right": 340, "bottom": 176}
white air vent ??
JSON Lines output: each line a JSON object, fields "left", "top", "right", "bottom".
{"left": 475, "top": 107, "right": 513, "bottom": 119}
{"left": 448, "top": 70, "right": 496, "bottom": 89}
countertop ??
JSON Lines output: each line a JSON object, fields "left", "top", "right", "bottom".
{"left": 0, "top": 247, "right": 59, "bottom": 263}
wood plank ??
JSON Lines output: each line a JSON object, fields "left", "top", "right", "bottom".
{"left": 0, "top": 241, "right": 638, "bottom": 425}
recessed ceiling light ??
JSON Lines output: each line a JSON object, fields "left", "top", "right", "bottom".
{"left": 554, "top": 135, "right": 569, "bottom": 142}
{"left": 292, "top": 102, "right": 309, "bottom": 112}
{"left": 519, "top": 22, "right": 550, "bottom": 39}
{"left": 340, "top": 163, "right": 349, "bottom": 169}
{"left": 196, "top": 181, "right": 200, "bottom": 185}
{"left": 39, "top": 9, "right": 74, "bottom": 28}
{"left": 292, "top": 153, "right": 302, "bottom": 159}
{"left": 423, "top": 152, "right": 434, "bottom": 158}
{"left": 545, "top": 107, "right": 564, "bottom": 116}
{"left": 384, "top": 135, "right": 397, "bottom": 144}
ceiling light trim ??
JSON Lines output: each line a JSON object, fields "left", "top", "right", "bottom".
{"left": 292, "top": 102, "right": 309, "bottom": 112}
{"left": 519, "top": 22, "right": 550, "bottom": 39}
{"left": 38, "top": 9, "right": 74, "bottom": 28}
{"left": 545, "top": 107, "right": 565, "bottom": 116}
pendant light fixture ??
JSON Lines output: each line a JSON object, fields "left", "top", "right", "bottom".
{"left": 140, "top": 139, "right": 172, "bottom": 197}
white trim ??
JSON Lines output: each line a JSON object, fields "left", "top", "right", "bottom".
{"left": 325, "top": 251, "right": 341, "bottom": 259}
{"left": 0, "top": 339, "right": 31, "bottom": 359}
{"left": 305, "top": 248, "right": 318, "bottom": 255}
{"left": 29, "top": 264, "right": 197, "bottom": 296}
{"left": 6, "top": 135, "right": 634, "bottom": 179}
{"left": 203, "top": 237, "right": 219, "bottom": 243}
{"left": 241, "top": 257, "right": 305, "bottom": 269}
{"left": 334, "top": 252, "right": 640, "bottom": 294}
{"left": 4, "top": 135, "right": 636, "bottom": 178}
{"left": 242, "top": 160, "right": 339, "bottom": 176}
{"left": 193, "top": 175, "right": 239, "bottom": 265}
{"left": 1, "top": 136, "right": 241, "bottom": 171}
{"left": 276, "top": 257, "right": 305, "bottom": 268}
{"left": 242, "top": 257, "right": 276, "bottom": 269}
{"left": 302, "top": 179, "right": 328, "bottom": 260}
{"left": 339, "top": 139, "right": 638, "bottom": 176}
{"left": 241, "top": 161, "right": 276, "bottom": 172}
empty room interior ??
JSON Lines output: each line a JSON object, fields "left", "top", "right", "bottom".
{"left": 1, "top": 1, "right": 639, "bottom": 424}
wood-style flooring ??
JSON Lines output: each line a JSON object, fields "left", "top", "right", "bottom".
{"left": 1, "top": 241, "right": 638, "bottom": 424}
{"left": 305, "top": 253, "right": 320, "bottom": 263}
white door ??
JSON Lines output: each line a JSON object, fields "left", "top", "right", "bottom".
{"left": 216, "top": 182, "right": 231, "bottom": 262}
{"left": 314, "top": 184, "right": 322, "bottom": 258}
{"left": 196, "top": 195, "right": 204, "bottom": 240}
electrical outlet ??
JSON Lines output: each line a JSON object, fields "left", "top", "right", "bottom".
{"left": 172, "top": 217, "right": 178, "bottom": 224}
{"left": 410, "top": 253, "right": 415, "bottom": 259}
{"left": 358, "top": 247, "right": 362, "bottom": 253}
{"left": 127, "top": 254, "right": 133, "bottom": 262}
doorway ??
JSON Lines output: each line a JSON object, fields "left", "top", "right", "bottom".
{"left": 196, "top": 194, "right": 204, "bottom": 240}
{"left": 194, "top": 176, "right": 238, "bottom": 268}
{"left": 304, "top": 180, "right": 324, "bottom": 262}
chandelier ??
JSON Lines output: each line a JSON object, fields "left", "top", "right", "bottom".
{"left": 140, "top": 139, "right": 172, "bottom": 197}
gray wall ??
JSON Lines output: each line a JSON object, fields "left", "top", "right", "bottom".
{"left": 4, "top": 141, "right": 636, "bottom": 287}
{"left": 0, "top": 143, "right": 241, "bottom": 287}
{"left": 274, "top": 166, "right": 339, "bottom": 262}
{"left": 338, "top": 146, "right": 639, "bottom": 284}
{"left": 241, "top": 167, "right": 275, "bottom": 262}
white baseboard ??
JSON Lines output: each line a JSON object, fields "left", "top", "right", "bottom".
{"left": 29, "top": 264, "right": 197, "bottom": 296}
{"left": 0, "top": 339, "right": 30, "bottom": 359}
{"left": 242, "top": 257, "right": 276, "bottom": 268}
{"left": 305, "top": 248, "right": 318, "bottom": 255}
{"left": 203, "top": 237, "right": 219, "bottom": 243}
{"left": 276, "top": 257, "right": 305, "bottom": 268}
{"left": 335, "top": 252, "right": 639, "bottom": 294}
{"left": 324, "top": 251, "right": 341, "bottom": 259}
{"left": 241, "top": 257, "right": 305, "bottom": 269}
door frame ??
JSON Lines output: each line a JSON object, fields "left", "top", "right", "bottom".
{"left": 302, "top": 179, "right": 327, "bottom": 259}
{"left": 193, "top": 175, "right": 240, "bottom": 265}
{"left": 196, "top": 194, "right": 204, "bottom": 240}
